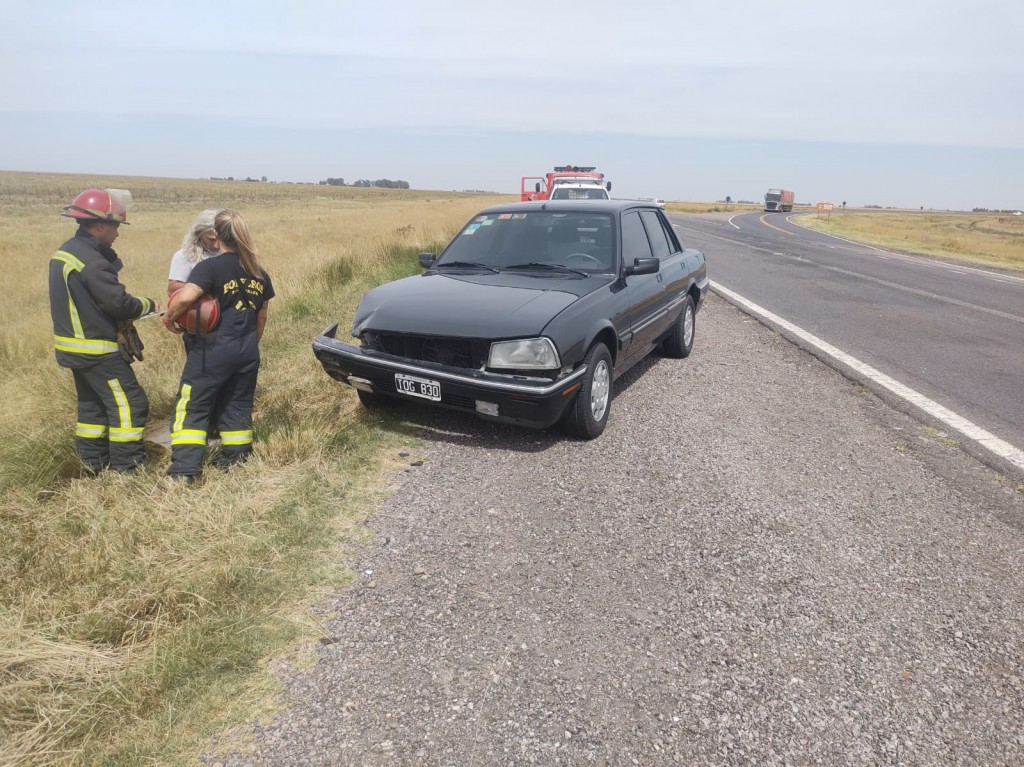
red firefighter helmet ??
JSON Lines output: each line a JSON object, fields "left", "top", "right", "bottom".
{"left": 170, "top": 289, "right": 220, "bottom": 334}
{"left": 60, "top": 188, "right": 130, "bottom": 225}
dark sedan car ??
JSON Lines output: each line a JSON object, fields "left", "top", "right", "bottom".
{"left": 313, "top": 200, "right": 708, "bottom": 438}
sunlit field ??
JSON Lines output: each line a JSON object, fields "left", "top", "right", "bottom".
{"left": 0, "top": 170, "right": 509, "bottom": 766}
{"left": 3, "top": 170, "right": 1015, "bottom": 766}
{"left": 795, "top": 209, "right": 1024, "bottom": 270}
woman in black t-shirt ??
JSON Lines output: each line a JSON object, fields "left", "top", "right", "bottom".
{"left": 162, "top": 209, "right": 275, "bottom": 481}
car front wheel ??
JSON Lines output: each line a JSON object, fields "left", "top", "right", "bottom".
{"left": 357, "top": 388, "right": 386, "bottom": 409}
{"left": 563, "top": 342, "right": 613, "bottom": 439}
{"left": 662, "top": 294, "right": 695, "bottom": 358}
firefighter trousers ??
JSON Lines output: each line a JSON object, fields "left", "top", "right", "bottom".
{"left": 167, "top": 342, "right": 259, "bottom": 478}
{"left": 70, "top": 355, "right": 149, "bottom": 473}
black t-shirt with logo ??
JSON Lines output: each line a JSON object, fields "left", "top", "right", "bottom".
{"left": 188, "top": 252, "right": 275, "bottom": 338}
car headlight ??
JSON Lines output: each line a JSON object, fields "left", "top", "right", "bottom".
{"left": 488, "top": 338, "right": 560, "bottom": 370}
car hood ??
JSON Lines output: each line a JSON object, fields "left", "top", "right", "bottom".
{"left": 352, "top": 272, "right": 606, "bottom": 338}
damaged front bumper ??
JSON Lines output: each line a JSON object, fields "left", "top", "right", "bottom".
{"left": 312, "top": 324, "right": 588, "bottom": 428}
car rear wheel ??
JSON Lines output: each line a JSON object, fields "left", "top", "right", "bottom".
{"left": 662, "top": 294, "right": 695, "bottom": 359}
{"left": 563, "top": 342, "right": 612, "bottom": 439}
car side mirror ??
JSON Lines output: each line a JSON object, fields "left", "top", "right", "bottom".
{"left": 623, "top": 257, "right": 659, "bottom": 276}
{"left": 418, "top": 252, "right": 437, "bottom": 269}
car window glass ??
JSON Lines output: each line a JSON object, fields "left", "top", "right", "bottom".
{"left": 640, "top": 210, "right": 672, "bottom": 259}
{"left": 621, "top": 211, "right": 654, "bottom": 262}
{"left": 658, "top": 211, "right": 682, "bottom": 251}
{"left": 440, "top": 212, "right": 616, "bottom": 271}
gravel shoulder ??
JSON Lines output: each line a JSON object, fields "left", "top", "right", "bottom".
{"left": 207, "top": 294, "right": 1024, "bottom": 766}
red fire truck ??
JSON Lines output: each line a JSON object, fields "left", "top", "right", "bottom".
{"left": 521, "top": 165, "right": 612, "bottom": 201}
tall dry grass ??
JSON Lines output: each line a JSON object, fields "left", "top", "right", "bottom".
{"left": 796, "top": 210, "right": 1024, "bottom": 270}
{"left": 0, "top": 170, "right": 509, "bottom": 765}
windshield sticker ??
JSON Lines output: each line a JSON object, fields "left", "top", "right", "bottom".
{"left": 498, "top": 213, "right": 512, "bottom": 220}
{"left": 474, "top": 216, "right": 487, "bottom": 222}
{"left": 480, "top": 218, "right": 494, "bottom": 226}
{"left": 511, "top": 213, "right": 527, "bottom": 220}
{"left": 464, "top": 223, "right": 481, "bottom": 235}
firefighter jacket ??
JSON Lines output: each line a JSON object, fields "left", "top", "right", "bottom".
{"left": 49, "top": 228, "right": 156, "bottom": 368}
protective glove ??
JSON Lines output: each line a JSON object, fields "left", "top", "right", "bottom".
{"left": 117, "top": 321, "right": 145, "bottom": 364}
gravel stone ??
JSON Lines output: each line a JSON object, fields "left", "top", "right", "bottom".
{"left": 205, "top": 294, "right": 1024, "bottom": 766}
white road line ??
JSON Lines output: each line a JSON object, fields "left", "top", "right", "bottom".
{"left": 727, "top": 214, "right": 741, "bottom": 230}
{"left": 711, "top": 281, "right": 1024, "bottom": 474}
{"left": 786, "top": 257, "right": 1024, "bottom": 324}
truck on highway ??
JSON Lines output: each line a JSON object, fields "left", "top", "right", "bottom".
{"left": 764, "top": 188, "right": 795, "bottom": 212}
{"left": 521, "top": 165, "right": 612, "bottom": 201}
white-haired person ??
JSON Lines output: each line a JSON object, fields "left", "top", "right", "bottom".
{"left": 162, "top": 210, "right": 274, "bottom": 482}
{"left": 167, "top": 209, "right": 220, "bottom": 296}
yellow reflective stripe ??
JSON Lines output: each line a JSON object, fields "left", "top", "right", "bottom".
{"left": 63, "top": 262, "right": 85, "bottom": 338}
{"left": 109, "top": 427, "right": 144, "bottom": 442}
{"left": 171, "top": 429, "right": 207, "bottom": 446}
{"left": 53, "top": 251, "right": 88, "bottom": 340}
{"left": 54, "top": 335, "right": 119, "bottom": 354}
{"left": 107, "top": 378, "right": 132, "bottom": 430}
{"left": 173, "top": 384, "right": 192, "bottom": 433}
{"left": 54, "top": 250, "right": 85, "bottom": 270}
{"left": 137, "top": 297, "right": 152, "bottom": 316}
{"left": 219, "top": 429, "right": 253, "bottom": 446}
{"left": 75, "top": 422, "right": 108, "bottom": 439}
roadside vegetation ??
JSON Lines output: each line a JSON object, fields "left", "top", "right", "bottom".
{"left": 794, "top": 209, "right": 1024, "bottom": 271}
{"left": 666, "top": 200, "right": 763, "bottom": 214}
{"left": 4, "top": 170, "right": 1016, "bottom": 766}
{"left": 0, "top": 170, "right": 508, "bottom": 766}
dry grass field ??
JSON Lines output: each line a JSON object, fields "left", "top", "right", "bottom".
{"left": 795, "top": 209, "right": 1024, "bottom": 270}
{"left": 0, "top": 170, "right": 509, "bottom": 766}
{"left": 3, "top": 171, "right": 1015, "bottom": 766}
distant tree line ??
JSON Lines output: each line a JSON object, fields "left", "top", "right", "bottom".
{"left": 205, "top": 176, "right": 411, "bottom": 189}
{"left": 318, "top": 178, "right": 409, "bottom": 189}
{"left": 209, "top": 176, "right": 269, "bottom": 182}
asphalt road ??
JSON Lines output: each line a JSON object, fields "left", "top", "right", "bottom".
{"left": 670, "top": 211, "right": 1024, "bottom": 479}
{"left": 206, "top": 295, "right": 1024, "bottom": 766}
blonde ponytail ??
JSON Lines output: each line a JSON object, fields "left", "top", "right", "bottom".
{"left": 214, "top": 210, "right": 265, "bottom": 277}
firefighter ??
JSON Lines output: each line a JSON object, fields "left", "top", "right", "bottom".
{"left": 49, "top": 188, "right": 159, "bottom": 475}
{"left": 162, "top": 209, "right": 275, "bottom": 481}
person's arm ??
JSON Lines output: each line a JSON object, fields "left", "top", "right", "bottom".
{"left": 256, "top": 303, "right": 269, "bottom": 342}
{"left": 167, "top": 249, "right": 192, "bottom": 297}
{"left": 162, "top": 282, "right": 204, "bottom": 334}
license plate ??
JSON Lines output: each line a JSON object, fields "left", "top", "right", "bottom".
{"left": 394, "top": 373, "right": 441, "bottom": 401}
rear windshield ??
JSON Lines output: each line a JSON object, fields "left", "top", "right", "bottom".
{"left": 550, "top": 187, "right": 609, "bottom": 200}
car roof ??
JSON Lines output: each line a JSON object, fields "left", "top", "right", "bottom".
{"left": 478, "top": 200, "right": 661, "bottom": 215}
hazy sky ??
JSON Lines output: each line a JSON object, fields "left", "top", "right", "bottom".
{"left": 2, "top": 1, "right": 1022, "bottom": 209}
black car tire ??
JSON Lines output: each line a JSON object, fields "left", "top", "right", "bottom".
{"left": 357, "top": 388, "right": 386, "bottom": 409}
{"left": 564, "top": 342, "right": 613, "bottom": 439}
{"left": 662, "top": 294, "right": 696, "bottom": 359}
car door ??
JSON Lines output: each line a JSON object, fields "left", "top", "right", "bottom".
{"left": 618, "top": 209, "right": 666, "bottom": 363}
{"left": 640, "top": 209, "right": 689, "bottom": 330}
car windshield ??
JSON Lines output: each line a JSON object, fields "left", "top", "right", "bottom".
{"left": 435, "top": 212, "right": 617, "bottom": 274}
{"left": 550, "top": 187, "right": 609, "bottom": 200}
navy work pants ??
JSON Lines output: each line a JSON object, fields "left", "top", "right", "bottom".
{"left": 168, "top": 334, "right": 259, "bottom": 478}
{"left": 70, "top": 355, "right": 149, "bottom": 473}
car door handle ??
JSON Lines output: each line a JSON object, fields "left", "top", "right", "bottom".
{"left": 657, "top": 274, "right": 664, "bottom": 283}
